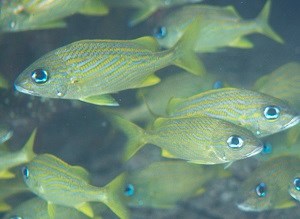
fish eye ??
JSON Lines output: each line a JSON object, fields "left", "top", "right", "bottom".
{"left": 124, "top": 184, "right": 135, "bottom": 197}
{"left": 9, "top": 216, "right": 22, "bottom": 219}
{"left": 213, "top": 80, "right": 223, "bottom": 89}
{"left": 227, "top": 135, "right": 244, "bottom": 149}
{"left": 153, "top": 26, "right": 167, "bottom": 39}
{"left": 261, "top": 142, "right": 272, "bottom": 154}
{"left": 22, "top": 166, "right": 29, "bottom": 179}
{"left": 263, "top": 106, "right": 280, "bottom": 120}
{"left": 293, "top": 178, "right": 300, "bottom": 191}
{"left": 31, "top": 69, "right": 49, "bottom": 84}
{"left": 255, "top": 182, "right": 267, "bottom": 197}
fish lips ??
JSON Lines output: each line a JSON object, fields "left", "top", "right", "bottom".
{"left": 237, "top": 202, "right": 261, "bottom": 212}
{"left": 14, "top": 76, "right": 38, "bottom": 96}
{"left": 282, "top": 116, "right": 300, "bottom": 131}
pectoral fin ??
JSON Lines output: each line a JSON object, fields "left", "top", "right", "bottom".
{"left": 80, "top": 94, "right": 119, "bottom": 106}
{"left": 133, "top": 37, "right": 160, "bottom": 51}
{"left": 276, "top": 200, "right": 296, "bottom": 209}
{"left": 0, "top": 170, "right": 15, "bottom": 179}
{"left": 76, "top": 202, "right": 94, "bottom": 218}
{"left": 47, "top": 202, "right": 56, "bottom": 219}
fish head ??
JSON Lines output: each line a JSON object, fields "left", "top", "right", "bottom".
{"left": 288, "top": 176, "right": 300, "bottom": 201}
{"left": 14, "top": 50, "right": 71, "bottom": 99}
{"left": 237, "top": 181, "right": 272, "bottom": 212}
{"left": 213, "top": 123, "right": 263, "bottom": 163}
{"left": 256, "top": 99, "right": 300, "bottom": 136}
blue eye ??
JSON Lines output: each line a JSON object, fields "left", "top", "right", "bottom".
{"left": 22, "top": 166, "right": 29, "bottom": 179}
{"left": 153, "top": 26, "right": 167, "bottom": 39}
{"left": 261, "top": 142, "right": 272, "bottom": 154}
{"left": 263, "top": 106, "right": 280, "bottom": 120}
{"left": 293, "top": 178, "right": 300, "bottom": 191}
{"left": 213, "top": 80, "right": 223, "bottom": 89}
{"left": 227, "top": 135, "right": 244, "bottom": 149}
{"left": 124, "top": 184, "right": 135, "bottom": 197}
{"left": 31, "top": 69, "right": 48, "bottom": 84}
{"left": 255, "top": 182, "right": 267, "bottom": 197}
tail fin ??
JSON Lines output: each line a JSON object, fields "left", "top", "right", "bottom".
{"left": 21, "top": 128, "right": 37, "bottom": 162}
{"left": 110, "top": 115, "right": 146, "bottom": 161}
{"left": 103, "top": 173, "right": 130, "bottom": 219}
{"left": 255, "top": 0, "right": 284, "bottom": 44}
{"left": 172, "top": 16, "right": 206, "bottom": 76}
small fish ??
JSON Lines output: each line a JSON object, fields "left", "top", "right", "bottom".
{"left": 110, "top": 71, "right": 225, "bottom": 123}
{"left": 22, "top": 153, "right": 128, "bottom": 219}
{"left": 14, "top": 19, "right": 204, "bottom": 106}
{"left": 103, "top": 0, "right": 202, "bottom": 26}
{"left": 0, "top": 129, "right": 36, "bottom": 179}
{"left": 153, "top": 0, "right": 284, "bottom": 52}
{"left": 0, "top": 175, "right": 29, "bottom": 212}
{"left": 3, "top": 197, "right": 102, "bottom": 219}
{"left": 167, "top": 88, "right": 300, "bottom": 137}
{"left": 111, "top": 115, "right": 263, "bottom": 164}
{"left": 123, "top": 160, "right": 230, "bottom": 208}
{"left": 0, "top": 0, "right": 108, "bottom": 32}
{"left": 237, "top": 155, "right": 300, "bottom": 212}
{"left": 253, "top": 62, "right": 300, "bottom": 110}
{"left": 0, "top": 123, "right": 13, "bottom": 144}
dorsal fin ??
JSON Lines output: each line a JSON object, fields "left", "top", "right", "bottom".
{"left": 132, "top": 36, "right": 160, "bottom": 51}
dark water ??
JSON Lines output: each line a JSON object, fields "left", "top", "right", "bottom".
{"left": 0, "top": 0, "right": 300, "bottom": 218}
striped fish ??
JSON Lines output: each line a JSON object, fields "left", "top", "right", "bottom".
{"left": 167, "top": 88, "right": 300, "bottom": 137}
{"left": 14, "top": 18, "right": 204, "bottom": 106}
{"left": 254, "top": 62, "right": 300, "bottom": 109}
{"left": 22, "top": 153, "right": 128, "bottom": 219}
{"left": 111, "top": 115, "right": 263, "bottom": 164}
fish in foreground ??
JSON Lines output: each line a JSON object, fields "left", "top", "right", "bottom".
{"left": 22, "top": 153, "right": 128, "bottom": 219}
{"left": 153, "top": 0, "right": 284, "bottom": 52}
{"left": 109, "top": 71, "right": 225, "bottom": 123}
{"left": 0, "top": 129, "right": 36, "bottom": 179}
{"left": 123, "top": 160, "right": 230, "bottom": 208}
{"left": 103, "top": 0, "right": 202, "bottom": 26}
{"left": 3, "top": 197, "right": 103, "bottom": 219}
{"left": 0, "top": 123, "right": 13, "bottom": 144}
{"left": 0, "top": 176, "right": 29, "bottom": 212}
{"left": 237, "top": 155, "right": 300, "bottom": 212}
{"left": 254, "top": 62, "right": 300, "bottom": 109}
{"left": 167, "top": 88, "right": 300, "bottom": 137}
{"left": 288, "top": 173, "right": 300, "bottom": 203}
{"left": 0, "top": 0, "right": 108, "bottom": 32}
{"left": 14, "top": 18, "right": 204, "bottom": 106}
{"left": 111, "top": 115, "right": 263, "bottom": 163}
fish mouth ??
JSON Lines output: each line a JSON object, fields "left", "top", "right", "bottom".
{"left": 282, "top": 116, "right": 300, "bottom": 131}
{"left": 14, "top": 83, "right": 37, "bottom": 96}
{"left": 237, "top": 202, "right": 258, "bottom": 212}
{"left": 245, "top": 144, "right": 263, "bottom": 158}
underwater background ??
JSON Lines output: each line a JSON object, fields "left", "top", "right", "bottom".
{"left": 0, "top": 0, "right": 300, "bottom": 218}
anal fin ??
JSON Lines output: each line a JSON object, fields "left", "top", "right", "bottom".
{"left": 76, "top": 202, "right": 94, "bottom": 218}
{"left": 80, "top": 94, "right": 119, "bottom": 106}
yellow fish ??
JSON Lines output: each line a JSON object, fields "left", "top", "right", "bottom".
{"left": 22, "top": 153, "right": 128, "bottom": 219}
{"left": 110, "top": 115, "right": 263, "bottom": 164}
{"left": 14, "top": 18, "right": 204, "bottom": 106}
{"left": 153, "top": 0, "right": 283, "bottom": 52}
{"left": 167, "top": 88, "right": 300, "bottom": 137}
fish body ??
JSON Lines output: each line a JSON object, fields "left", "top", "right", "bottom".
{"left": 124, "top": 160, "right": 229, "bottom": 208}
{"left": 0, "top": 0, "right": 108, "bottom": 32}
{"left": 154, "top": 0, "right": 283, "bottom": 52}
{"left": 14, "top": 20, "right": 204, "bottom": 106}
{"left": 237, "top": 155, "right": 300, "bottom": 212}
{"left": 254, "top": 62, "right": 300, "bottom": 110}
{"left": 167, "top": 88, "right": 300, "bottom": 137}
{"left": 111, "top": 115, "right": 263, "bottom": 164}
{"left": 0, "top": 129, "right": 36, "bottom": 179}
{"left": 22, "top": 153, "right": 128, "bottom": 219}
{"left": 103, "top": 0, "right": 202, "bottom": 26}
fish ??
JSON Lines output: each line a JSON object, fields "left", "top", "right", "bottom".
{"left": 288, "top": 174, "right": 300, "bottom": 203}
{"left": 110, "top": 114, "right": 263, "bottom": 164}
{"left": 0, "top": 123, "right": 13, "bottom": 144}
{"left": 108, "top": 71, "right": 226, "bottom": 123}
{"left": 22, "top": 153, "right": 129, "bottom": 219}
{"left": 103, "top": 0, "right": 202, "bottom": 26}
{"left": 3, "top": 197, "right": 103, "bottom": 219}
{"left": 123, "top": 160, "right": 230, "bottom": 208}
{"left": 253, "top": 62, "right": 300, "bottom": 110}
{"left": 0, "top": 129, "right": 36, "bottom": 179}
{"left": 0, "top": 175, "right": 29, "bottom": 212}
{"left": 167, "top": 87, "right": 300, "bottom": 137}
{"left": 153, "top": 0, "right": 284, "bottom": 52}
{"left": 0, "top": 0, "right": 108, "bottom": 32}
{"left": 14, "top": 18, "right": 205, "bottom": 106}
{"left": 237, "top": 155, "right": 300, "bottom": 212}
